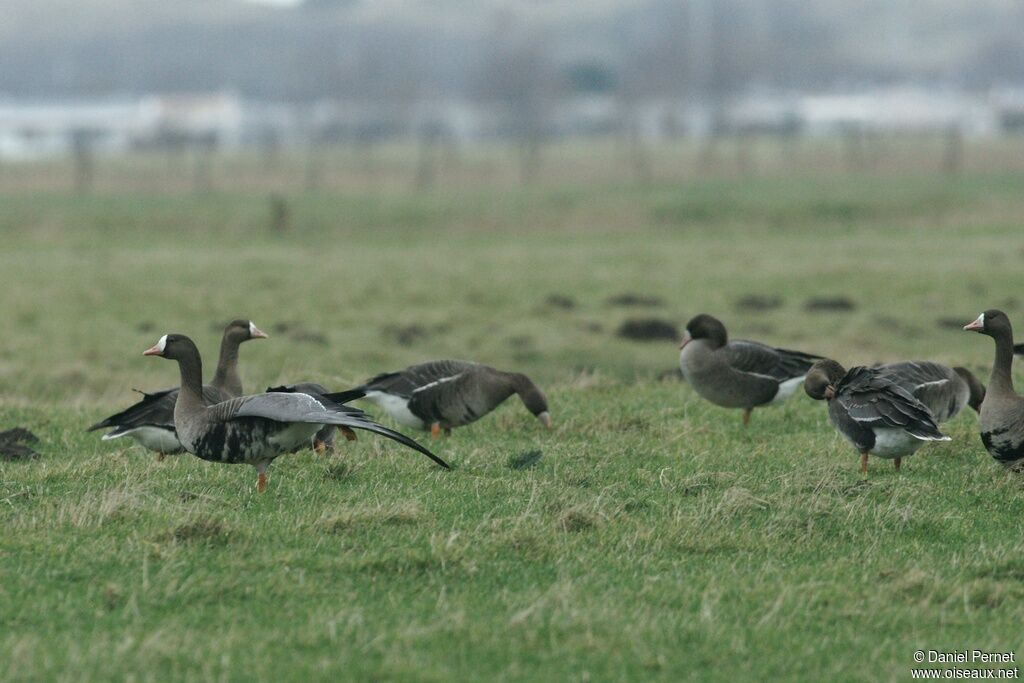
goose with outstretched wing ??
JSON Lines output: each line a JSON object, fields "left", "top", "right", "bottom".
{"left": 143, "top": 334, "right": 449, "bottom": 492}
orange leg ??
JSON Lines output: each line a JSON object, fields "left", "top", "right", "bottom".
{"left": 340, "top": 427, "right": 358, "bottom": 442}
{"left": 431, "top": 423, "right": 441, "bottom": 439}
{"left": 860, "top": 451, "right": 869, "bottom": 476}
{"left": 893, "top": 457, "right": 902, "bottom": 472}
{"left": 257, "top": 471, "right": 268, "bottom": 493}
{"left": 742, "top": 409, "right": 751, "bottom": 427}
{"left": 313, "top": 440, "right": 327, "bottom": 456}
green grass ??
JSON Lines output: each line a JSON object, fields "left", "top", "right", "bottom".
{"left": 2, "top": 169, "right": 1024, "bottom": 681}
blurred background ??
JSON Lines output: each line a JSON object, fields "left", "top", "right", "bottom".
{"left": 3, "top": 0, "right": 1024, "bottom": 401}
{"left": 4, "top": 0, "right": 1024, "bottom": 192}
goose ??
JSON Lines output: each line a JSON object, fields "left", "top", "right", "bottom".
{"left": 143, "top": 333, "right": 449, "bottom": 491}
{"left": 804, "top": 359, "right": 950, "bottom": 475}
{"left": 351, "top": 360, "right": 551, "bottom": 437}
{"left": 88, "top": 319, "right": 267, "bottom": 457}
{"left": 873, "top": 361, "right": 984, "bottom": 423}
{"left": 963, "top": 309, "right": 1024, "bottom": 470}
{"left": 678, "top": 314, "right": 823, "bottom": 425}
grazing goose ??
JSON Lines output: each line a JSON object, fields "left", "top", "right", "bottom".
{"left": 873, "top": 361, "right": 985, "bottom": 423}
{"left": 964, "top": 309, "right": 1024, "bottom": 470}
{"left": 804, "top": 359, "right": 950, "bottom": 475}
{"left": 678, "top": 314, "right": 823, "bottom": 425}
{"left": 88, "top": 319, "right": 267, "bottom": 457}
{"left": 144, "top": 334, "right": 449, "bottom": 491}
{"left": 352, "top": 360, "right": 551, "bottom": 437}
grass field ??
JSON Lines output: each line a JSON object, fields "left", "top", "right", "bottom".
{"left": 2, "top": 163, "right": 1024, "bottom": 681}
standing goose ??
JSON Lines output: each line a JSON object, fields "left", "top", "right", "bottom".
{"left": 88, "top": 319, "right": 267, "bottom": 457}
{"left": 678, "top": 314, "right": 823, "bottom": 425}
{"left": 963, "top": 309, "right": 1024, "bottom": 469}
{"left": 873, "top": 361, "right": 985, "bottom": 423}
{"left": 353, "top": 360, "right": 551, "bottom": 437}
{"left": 805, "top": 359, "right": 951, "bottom": 475}
{"left": 144, "top": 334, "right": 449, "bottom": 491}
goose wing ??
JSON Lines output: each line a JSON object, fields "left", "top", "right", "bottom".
{"left": 213, "top": 392, "right": 450, "bottom": 469}
{"left": 267, "top": 383, "right": 366, "bottom": 406}
{"left": 874, "top": 361, "right": 964, "bottom": 422}
{"left": 835, "top": 367, "right": 949, "bottom": 441}
{"left": 405, "top": 366, "right": 506, "bottom": 425}
{"left": 359, "top": 360, "right": 478, "bottom": 398}
{"left": 267, "top": 382, "right": 329, "bottom": 396}
{"left": 88, "top": 388, "right": 178, "bottom": 432}
{"left": 722, "top": 340, "right": 822, "bottom": 381}
{"left": 89, "top": 384, "right": 233, "bottom": 434}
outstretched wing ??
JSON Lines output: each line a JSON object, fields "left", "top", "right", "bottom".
{"left": 836, "top": 367, "right": 948, "bottom": 441}
{"left": 359, "top": 360, "right": 478, "bottom": 398}
{"left": 214, "top": 392, "right": 450, "bottom": 469}
{"left": 723, "top": 340, "right": 822, "bottom": 381}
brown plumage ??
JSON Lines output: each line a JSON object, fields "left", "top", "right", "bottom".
{"left": 678, "top": 314, "right": 823, "bottom": 426}
{"left": 354, "top": 360, "right": 551, "bottom": 436}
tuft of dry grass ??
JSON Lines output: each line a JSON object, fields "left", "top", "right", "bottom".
{"left": 159, "top": 517, "right": 233, "bottom": 545}
{"left": 319, "top": 502, "right": 424, "bottom": 533}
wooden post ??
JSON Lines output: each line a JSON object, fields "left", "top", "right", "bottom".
{"left": 71, "top": 131, "right": 95, "bottom": 194}
{"left": 192, "top": 135, "right": 215, "bottom": 194}
{"left": 942, "top": 125, "right": 964, "bottom": 175}
{"left": 415, "top": 127, "right": 439, "bottom": 191}
{"left": 269, "top": 194, "right": 290, "bottom": 235}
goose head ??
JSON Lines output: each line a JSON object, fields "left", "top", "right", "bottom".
{"left": 804, "top": 359, "right": 847, "bottom": 401}
{"left": 143, "top": 334, "right": 198, "bottom": 360}
{"left": 963, "top": 309, "right": 1012, "bottom": 339}
{"left": 224, "top": 318, "right": 268, "bottom": 343}
{"left": 510, "top": 374, "right": 552, "bottom": 428}
{"left": 680, "top": 314, "right": 728, "bottom": 351}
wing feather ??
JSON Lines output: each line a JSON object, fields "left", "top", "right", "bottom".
{"left": 89, "top": 385, "right": 231, "bottom": 432}
{"left": 835, "top": 366, "right": 948, "bottom": 440}
{"left": 216, "top": 393, "right": 450, "bottom": 469}
{"left": 359, "top": 360, "right": 478, "bottom": 398}
{"left": 722, "top": 340, "right": 822, "bottom": 381}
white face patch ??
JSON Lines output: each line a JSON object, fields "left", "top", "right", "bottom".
{"left": 249, "top": 321, "right": 257, "bottom": 336}
{"left": 156, "top": 334, "right": 168, "bottom": 352}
